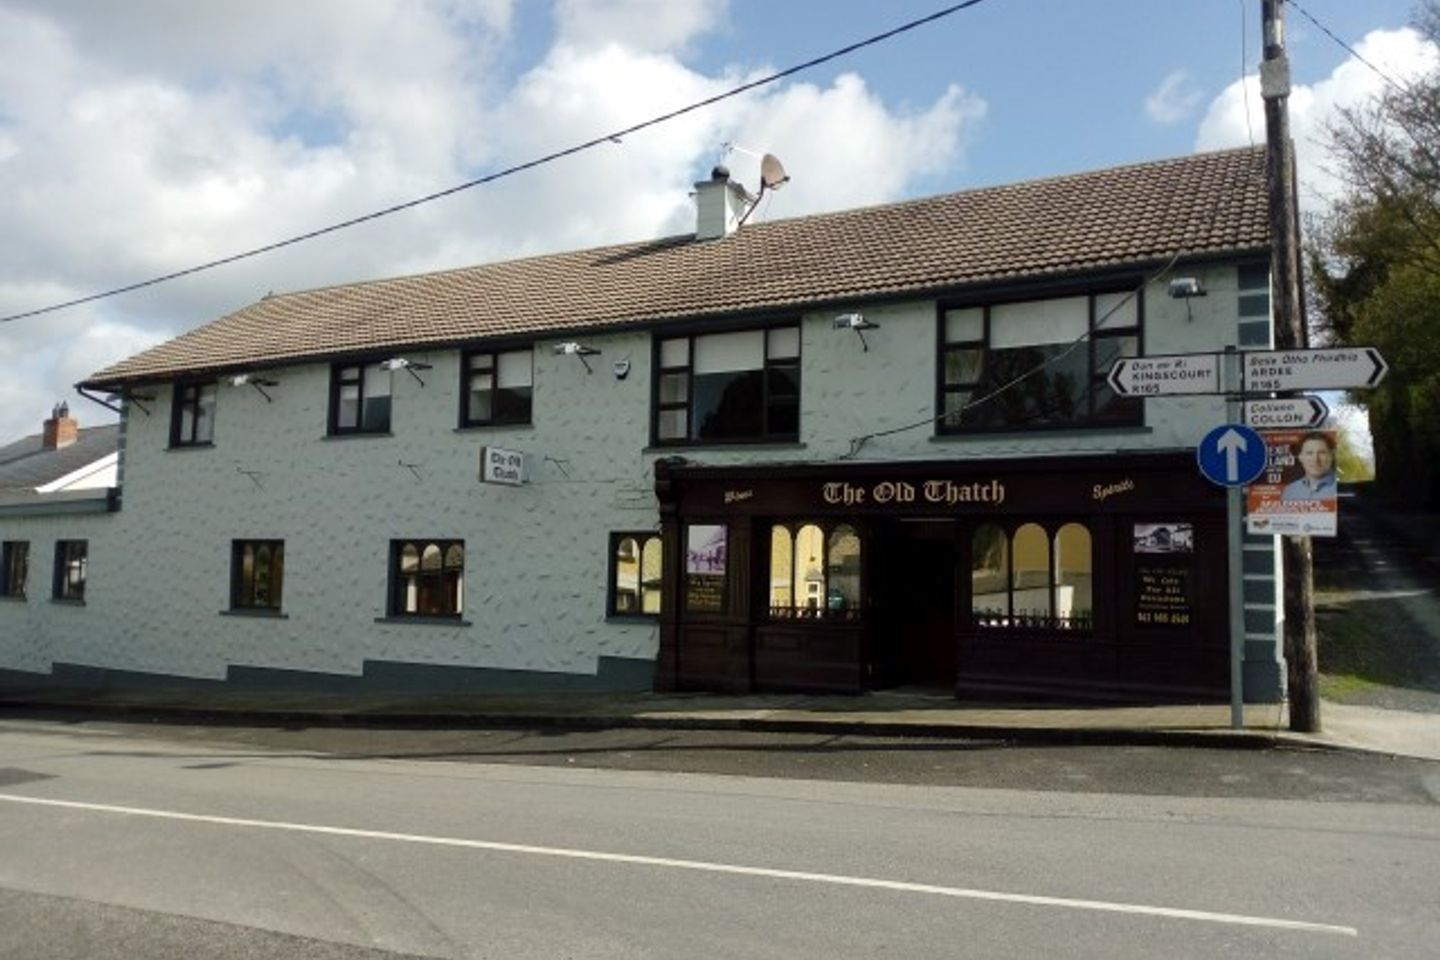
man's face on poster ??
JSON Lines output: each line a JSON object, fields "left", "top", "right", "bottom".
{"left": 1297, "top": 437, "right": 1334, "bottom": 480}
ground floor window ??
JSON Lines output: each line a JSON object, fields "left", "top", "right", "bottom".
{"left": 971, "top": 521, "right": 1092, "bottom": 630}
{"left": 53, "top": 540, "right": 87, "bottom": 602}
{"left": 610, "top": 532, "right": 662, "bottom": 616}
{"left": 390, "top": 540, "right": 464, "bottom": 617}
{"left": 767, "top": 522, "right": 862, "bottom": 620}
{"left": 1, "top": 541, "right": 28, "bottom": 598}
{"left": 231, "top": 540, "right": 284, "bottom": 612}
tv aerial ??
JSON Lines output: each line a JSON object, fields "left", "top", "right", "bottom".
{"left": 722, "top": 143, "right": 790, "bottom": 226}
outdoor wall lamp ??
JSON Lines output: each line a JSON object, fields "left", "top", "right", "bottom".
{"left": 381, "top": 357, "right": 432, "bottom": 386}
{"left": 554, "top": 341, "right": 602, "bottom": 374}
{"left": 834, "top": 312, "right": 879, "bottom": 351}
{"left": 229, "top": 372, "right": 279, "bottom": 402}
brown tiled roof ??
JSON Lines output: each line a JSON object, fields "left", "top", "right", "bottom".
{"left": 82, "top": 146, "right": 1269, "bottom": 388}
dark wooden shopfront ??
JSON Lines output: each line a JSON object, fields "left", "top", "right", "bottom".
{"left": 653, "top": 452, "right": 1231, "bottom": 702}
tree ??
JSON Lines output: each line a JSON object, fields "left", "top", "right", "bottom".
{"left": 1308, "top": 1, "right": 1440, "bottom": 506}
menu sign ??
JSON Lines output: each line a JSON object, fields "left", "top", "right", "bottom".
{"left": 685, "top": 524, "right": 727, "bottom": 613}
{"left": 1135, "top": 565, "right": 1192, "bottom": 628}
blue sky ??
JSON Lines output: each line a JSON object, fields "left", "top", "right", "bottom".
{"left": 0, "top": 0, "right": 1431, "bottom": 440}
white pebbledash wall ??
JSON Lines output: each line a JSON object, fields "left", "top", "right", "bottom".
{"left": 0, "top": 262, "right": 1268, "bottom": 690}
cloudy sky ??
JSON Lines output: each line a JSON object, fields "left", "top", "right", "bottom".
{"left": 0, "top": 0, "right": 1434, "bottom": 442}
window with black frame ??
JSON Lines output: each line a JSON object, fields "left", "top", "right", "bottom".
{"left": 170, "top": 381, "right": 217, "bottom": 446}
{"left": 52, "top": 540, "right": 87, "bottom": 602}
{"left": 609, "top": 532, "right": 662, "bottom": 616}
{"left": 654, "top": 325, "right": 799, "bottom": 444}
{"left": 1, "top": 541, "right": 28, "bottom": 599}
{"left": 767, "top": 522, "right": 862, "bottom": 621}
{"left": 940, "top": 290, "right": 1141, "bottom": 432}
{"left": 462, "top": 348, "right": 533, "bottom": 427}
{"left": 231, "top": 540, "right": 284, "bottom": 612}
{"left": 970, "top": 522, "right": 1092, "bottom": 631}
{"left": 390, "top": 540, "right": 464, "bottom": 618}
{"left": 329, "top": 363, "right": 392, "bottom": 434}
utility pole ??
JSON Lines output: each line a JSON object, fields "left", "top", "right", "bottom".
{"left": 1261, "top": 0, "right": 1320, "bottom": 732}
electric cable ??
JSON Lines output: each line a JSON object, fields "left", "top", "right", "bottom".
{"left": 0, "top": 0, "right": 994, "bottom": 326}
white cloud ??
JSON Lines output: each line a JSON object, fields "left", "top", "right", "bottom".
{"left": 0, "top": 0, "right": 980, "bottom": 443}
{"left": 1195, "top": 26, "right": 1440, "bottom": 209}
{"left": 554, "top": 0, "right": 725, "bottom": 53}
{"left": 1144, "top": 70, "right": 1202, "bottom": 125}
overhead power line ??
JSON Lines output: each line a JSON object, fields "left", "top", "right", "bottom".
{"left": 0, "top": 0, "right": 993, "bottom": 326}
{"left": 1285, "top": 0, "right": 1412, "bottom": 96}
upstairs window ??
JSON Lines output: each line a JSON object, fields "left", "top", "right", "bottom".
{"left": 390, "top": 539, "right": 464, "bottom": 618}
{"left": 462, "top": 348, "right": 533, "bottom": 427}
{"left": 655, "top": 325, "right": 800, "bottom": 445}
{"left": 53, "top": 540, "right": 87, "bottom": 602}
{"left": 1, "top": 541, "right": 28, "bottom": 599}
{"left": 940, "top": 290, "right": 1141, "bottom": 432}
{"left": 170, "top": 381, "right": 217, "bottom": 446}
{"left": 330, "top": 362, "right": 392, "bottom": 434}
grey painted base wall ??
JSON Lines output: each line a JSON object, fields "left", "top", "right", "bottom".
{"left": 0, "top": 655, "right": 656, "bottom": 702}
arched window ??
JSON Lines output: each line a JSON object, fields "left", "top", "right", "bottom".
{"left": 971, "top": 524, "right": 1009, "bottom": 625}
{"left": 767, "top": 522, "right": 864, "bottom": 621}
{"left": 609, "top": 532, "right": 663, "bottom": 617}
{"left": 231, "top": 539, "right": 284, "bottom": 612}
{"left": 827, "top": 525, "right": 862, "bottom": 614}
{"left": 794, "top": 524, "right": 825, "bottom": 614}
{"left": 769, "top": 526, "right": 794, "bottom": 612}
{"left": 1053, "top": 523, "right": 1092, "bottom": 630}
{"left": 639, "top": 537, "right": 663, "bottom": 614}
{"left": 391, "top": 539, "right": 464, "bottom": 618}
{"left": 970, "top": 522, "right": 1093, "bottom": 632}
{"left": 1012, "top": 523, "right": 1051, "bottom": 624}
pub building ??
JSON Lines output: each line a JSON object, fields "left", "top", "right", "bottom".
{"left": 654, "top": 454, "right": 1228, "bottom": 701}
{"left": 2, "top": 146, "right": 1285, "bottom": 708}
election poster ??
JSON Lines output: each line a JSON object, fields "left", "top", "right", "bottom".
{"left": 1245, "top": 429, "right": 1338, "bottom": 537}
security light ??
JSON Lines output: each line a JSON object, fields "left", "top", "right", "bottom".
{"left": 1167, "top": 277, "right": 1207, "bottom": 299}
{"left": 554, "top": 342, "right": 601, "bottom": 373}
{"left": 833, "top": 312, "right": 879, "bottom": 351}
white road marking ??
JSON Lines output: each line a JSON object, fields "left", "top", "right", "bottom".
{"left": 0, "top": 791, "right": 1357, "bottom": 937}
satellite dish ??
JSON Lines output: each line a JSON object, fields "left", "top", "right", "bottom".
{"left": 760, "top": 153, "right": 790, "bottom": 190}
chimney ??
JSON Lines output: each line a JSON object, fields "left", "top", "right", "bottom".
{"left": 42, "top": 402, "right": 78, "bottom": 450}
{"left": 693, "top": 165, "right": 750, "bottom": 240}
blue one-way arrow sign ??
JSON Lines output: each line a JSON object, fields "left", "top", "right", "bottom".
{"left": 1197, "top": 423, "right": 1267, "bottom": 487}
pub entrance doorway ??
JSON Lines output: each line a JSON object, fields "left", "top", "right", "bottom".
{"left": 869, "top": 519, "right": 957, "bottom": 690}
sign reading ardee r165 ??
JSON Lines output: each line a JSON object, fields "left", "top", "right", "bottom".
{"left": 1107, "top": 354, "right": 1219, "bottom": 396}
{"left": 1243, "top": 347, "right": 1388, "bottom": 392}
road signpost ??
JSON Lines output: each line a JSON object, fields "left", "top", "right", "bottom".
{"left": 1196, "top": 423, "right": 1267, "bottom": 488}
{"left": 1107, "top": 354, "right": 1220, "bottom": 396}
{"left": 1108, "top": 344, "right": 1388, "bottom": 732}
{"left": 1242, "top": 347, "right": 1389, "bottom": 392}
{"left": 1243, "top": 396, "right": 1329, "bottom": 430}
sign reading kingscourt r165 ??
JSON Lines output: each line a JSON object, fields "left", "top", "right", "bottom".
{"left": 1106, "top": 355, "right": 1220, "bottom": 396}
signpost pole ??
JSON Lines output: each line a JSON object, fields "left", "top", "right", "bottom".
{"left": 1263, "top": 0, "right": 1320, "bottom": 732}
{"left": 1225, "top": 348, "right": 1245, "bottom": 730}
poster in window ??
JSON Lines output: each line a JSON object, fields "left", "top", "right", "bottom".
{"left": 1133, "top": 522, "right": 1194, "bottom": 554}
{"left": 1134, "top": 565, "right": 1192, "bottom": 628}
{"left": 685, "top": 524, "right": 727, "bottom": 612}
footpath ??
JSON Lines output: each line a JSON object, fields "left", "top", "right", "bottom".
{"left": 3, "top": 687, "right": 1437, "bottom": 762}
